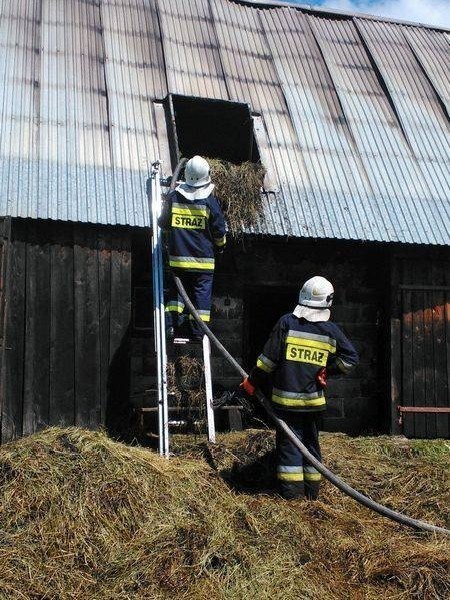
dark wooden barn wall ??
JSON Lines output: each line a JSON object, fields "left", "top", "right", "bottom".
{"left": 0, "top": 219, "right": 132, "bottom": 444}
{"left": 126, "top": 234, "right": 449, "bottom": 439}
{"left": 129, "top": 237, "right": 388, "bottom": 435}
{"left": 391, "top": 250, "right": 450, "bottom": 439}
{"left": 210, "top": 239, "right": 387, "bottom": 435}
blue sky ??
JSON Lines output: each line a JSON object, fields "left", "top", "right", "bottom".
{"left": 295, "top": 0, "right": 450, "bottom": 28}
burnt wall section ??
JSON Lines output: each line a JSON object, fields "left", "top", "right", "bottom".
{"left": 210, "top": 239, "right": 388, "bottom": 435}
{"left": 0, "top": 219, "right": 132, "bottom": 444}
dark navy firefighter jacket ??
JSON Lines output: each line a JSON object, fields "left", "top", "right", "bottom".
{"left": 158, "top": 189, "right": 226, "bottom": 273}
{"left": 250, "top": 313, "right": 359, "bottom": 412}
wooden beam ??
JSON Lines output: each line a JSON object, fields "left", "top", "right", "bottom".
{"left": 1, "top": 221, "right": 26, "bottom": 442}
{"left": 22, "top": 222, "right": 51, "bottom": 435}
{"left": 49, "top": 223, "right": 75, "bottom": 427}
{"left": 390, "top": 256, "right": 402, "bottom": 434}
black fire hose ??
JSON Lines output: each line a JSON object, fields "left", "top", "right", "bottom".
{"left": 167, "top": 159, "right": 449, "bottom": 536}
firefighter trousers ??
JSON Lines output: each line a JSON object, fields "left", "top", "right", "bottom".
{"left": 165, "top": 269, "right": 213, "bottom": 337}
{"left": 275, "top": 411, "right": 322, "bottom": 500}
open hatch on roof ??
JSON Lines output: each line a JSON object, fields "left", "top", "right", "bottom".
{"left": 165, "top": 94, "right": 260, "bottom": 165}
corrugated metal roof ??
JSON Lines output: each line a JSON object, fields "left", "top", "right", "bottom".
{"left": 0, "top": 0, "right": 448, "bottom": 244}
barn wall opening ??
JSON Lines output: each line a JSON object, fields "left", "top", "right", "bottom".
{"left": 166, "top": 94, "right": 260, "bottom": 165}
{"left": 244, "top": 285, "right": 297, "bottom": 369}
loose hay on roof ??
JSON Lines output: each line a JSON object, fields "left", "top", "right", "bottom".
{"left": 0, "top": 428, "right": 449, "bottom": 600}
{"left": 206, "top": 158, "right": 266, "bottom": 233}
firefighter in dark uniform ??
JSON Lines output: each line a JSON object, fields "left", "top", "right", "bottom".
{"left": 158, "top": 156, "right": 226, "bottom": 340}
{"left": 241, "top": 276, "right": 359, "bottom": 500}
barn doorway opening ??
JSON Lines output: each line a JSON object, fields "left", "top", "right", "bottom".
{"left": 244, "top": 285, "right": 297, "bottom": 370}
{"left": 243, "top": 285, "right": 297, "bottom": 426}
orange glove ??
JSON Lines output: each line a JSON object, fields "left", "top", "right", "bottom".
{"left": 316, "top": 367, "right": 327, "bottom": 388}
{"left": 240, "top": 377, "right": 256, "bottom": 396}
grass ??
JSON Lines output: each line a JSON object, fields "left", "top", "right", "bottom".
{"left": 0, "top": 428, "right": 449, "bottom": 599}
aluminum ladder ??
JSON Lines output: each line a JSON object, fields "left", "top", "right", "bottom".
{"left": 149, "top": 160, "right": 216, "bottom": 457}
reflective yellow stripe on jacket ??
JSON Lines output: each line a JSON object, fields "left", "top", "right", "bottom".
{"left": 169, "top": 256, "right": 215, "bottom": 271}
{"left": 271, "top": 388, "right": 326, "bottom": 408}
{"left": 189, "top": 310, "right": 210, "bottom": 322}
{"left": 256, "top": 353, "right": 277, "bottom": 373}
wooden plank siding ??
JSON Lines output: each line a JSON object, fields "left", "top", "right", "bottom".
{"left": 0, "top": 218, "right": 12, "bottom": 439}
{"left": 49, "top": 223, "right": 75, "bottom": 427}
{"left": 74, "top": 227, "right": 102, "bottom": 429}
{"left": 389, "top": 255, "right": 402, "bottom": 434}
{"left": 1, "top": 225, "right": 26, "bottom": 441}
{"left": 0, "top": 219, "right": 132, "bottom": 444}
{"left": 22, "top": 222, "right": 51, "bottom": 435}
{"left": 105, "top": 230, "right": 133, "bottom": 437}
{"left": 391, "top": 251, "right": 450, "bottom": 439}
{"left": 401, "top": 289, "right": 414, "bottom": 438}
{"left": 98, "top": 229, "right": 112, "bottom": 426}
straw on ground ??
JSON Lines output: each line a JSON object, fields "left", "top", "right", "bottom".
{"left": 0, "top": 428, "right": 449, "bottom": 599}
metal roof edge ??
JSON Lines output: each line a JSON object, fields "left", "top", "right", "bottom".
{"left": 239, "top": 231, "right": 450, "bottom": 248}
{"left": 232, "top": 0, "right": 450, "bottom": 32}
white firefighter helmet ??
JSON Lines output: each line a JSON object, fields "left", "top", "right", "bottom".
{"left": 293, "top": 276, "right": 334, "bottom": 322}
{"left": 299, "top": 276, "right": 334, "bottom": 308}
{"left": 184, "top": 155, "right": 211, "bottom": 188}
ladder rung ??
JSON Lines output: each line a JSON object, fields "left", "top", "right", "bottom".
{"left": 135, "top": 405, "right": 243, "bottom": 413}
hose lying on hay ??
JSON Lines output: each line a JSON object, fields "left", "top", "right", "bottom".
{"left": 172, "top": 272, "right": 450, "bottom": 537}
{"left": 169, "top": 158, "right": 450, "bottom": 536}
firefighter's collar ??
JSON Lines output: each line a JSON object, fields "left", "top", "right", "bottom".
{"left": 175, "top": 182, "right": 215, "bottom": 201}
{"left": 293, "top": 304, "right": 330, "bottom": 322}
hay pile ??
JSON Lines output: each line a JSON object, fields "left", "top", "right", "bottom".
{"left": 206, "top": 158, "right": 266, "bottom": 232}
{"left": 167, "top": 356, "right": 206, "bottom": 426}
{"left": 1, "top": 428, "right": 449, "bottom": 599}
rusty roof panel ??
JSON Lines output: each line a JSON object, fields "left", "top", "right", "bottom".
{"left": 0, "top": 0, "right": 448, "bottom": 244}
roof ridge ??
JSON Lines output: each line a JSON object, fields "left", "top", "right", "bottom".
{"left": 232, "top": 0, "right": 450, "bottom": 32}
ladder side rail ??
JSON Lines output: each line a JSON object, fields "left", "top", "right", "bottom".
{"left": 156, "top": 192, "right": 169, "bottom": 457}
{"left": 150, "top": 166, "right": 163, "bottom": 453}
{"left": 150, "top": 161, "right": 169, "bottom": 457}
{"left": 202, "top": 335, "right": 215, "bottom": 443}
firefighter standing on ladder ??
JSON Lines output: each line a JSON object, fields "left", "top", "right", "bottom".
{"left": 241, "top": 276, "right": 359, "bottom": 500}
{"left": 158, "top": 156, "right": 226, "bottom": 341}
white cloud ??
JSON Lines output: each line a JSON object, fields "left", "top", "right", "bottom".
{"left": 304, "top": 0, "right": 450, "bottom": 28}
